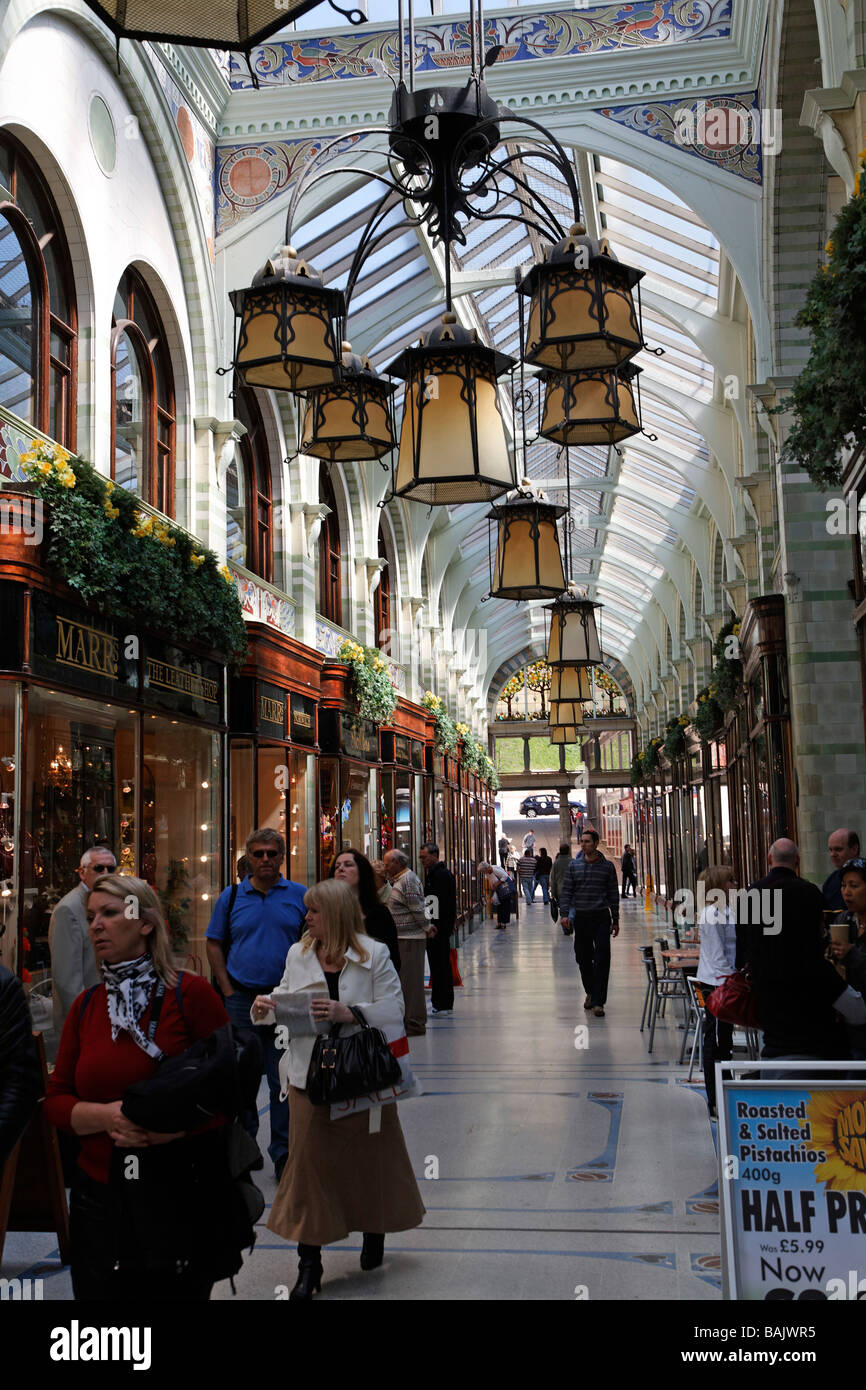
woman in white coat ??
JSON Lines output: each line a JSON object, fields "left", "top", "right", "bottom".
{"left": 694, "top": 864, "right": 738, "bottom": 1119}
{"left": 252, "top": 879, "right": 425, "bottom": 1299}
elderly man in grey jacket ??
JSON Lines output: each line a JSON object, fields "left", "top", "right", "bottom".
{"left": 384, "top": 848, "right": 431, "bottom": 1037}
{"left": 49, "top": 844, "right": 116, "bottom": 1038}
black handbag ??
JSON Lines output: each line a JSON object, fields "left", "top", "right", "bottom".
{"left": 306, "top": 1005, "right": 402, "bottom": 1106}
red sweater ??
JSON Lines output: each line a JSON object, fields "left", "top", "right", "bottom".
{"left": 44, "top": 973, "right": 229, "bottom": 1183}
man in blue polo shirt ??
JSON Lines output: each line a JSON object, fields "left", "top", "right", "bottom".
{"left": 206, "top": 826, "right": 306, "bottom": 1179}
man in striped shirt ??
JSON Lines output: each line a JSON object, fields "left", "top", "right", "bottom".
{"left": 558, "top": 829, "right": 620, "bottom": 1017}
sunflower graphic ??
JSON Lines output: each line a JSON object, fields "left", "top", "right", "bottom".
{"left": 807, "top": 1091, "right": 866, "bottom": 1191}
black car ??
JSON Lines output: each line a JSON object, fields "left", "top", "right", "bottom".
{"left": 519, "top": 795, "right": 560, "bottom": 818}
{"left": 519, "top": 794, "right": 587, "bottom": 818}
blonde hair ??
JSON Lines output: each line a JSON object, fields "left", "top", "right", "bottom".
{"left": 302, "top": 879, "right": 370, "bottom": 963}
{"left": 698, "top": 864, "right": 736, "bottom": 894}
{"left": 88, "top": 874, "right": 177, "bottom": 986}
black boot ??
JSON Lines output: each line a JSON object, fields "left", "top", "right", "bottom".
{"left": 290, "top": 1243, "right": 323, "bottom": 1300}
{"left": 360, "top": 1233, "right": 385, "bottom": 1271}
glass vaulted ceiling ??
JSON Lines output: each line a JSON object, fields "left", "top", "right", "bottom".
{"left": 284, "top": 23, "right": 723, "bottom": 676}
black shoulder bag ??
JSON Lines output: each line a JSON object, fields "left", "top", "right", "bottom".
{"left": 306, "top": 1005, "right": 402, "bottom": 1106}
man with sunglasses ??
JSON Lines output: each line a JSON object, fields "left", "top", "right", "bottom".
{"left": 206, "top": 827, "right": 306, "bottom": 1180}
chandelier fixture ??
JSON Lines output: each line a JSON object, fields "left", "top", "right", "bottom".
{"left": 228, "top": 0, "right": 645, "bottom": 520}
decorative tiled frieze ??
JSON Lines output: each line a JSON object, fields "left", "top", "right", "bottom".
{"left": 229, "top": 2, "right": 733, "bottom": 89}
{"left": 216, "top": 132, "right": 368, "bottom": 233}
{"left": 232, "top": 565, "right": 297, "bottom": 637}
{"left": 598, "top": 90, "right": 763, "bottom": 182}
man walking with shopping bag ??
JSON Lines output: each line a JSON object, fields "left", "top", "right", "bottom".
{"left": 558, "top": 829, "right": 619, "bottom": 1017}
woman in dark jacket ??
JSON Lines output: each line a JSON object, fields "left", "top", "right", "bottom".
{"left": 331, "top": 850, "right": 401, "bottom": 971}
{"left": 44, "top": 874, "right": 235, "bottom": 1301}
{"left": 830, "top": 858, "right": 866, "bottom": 1058}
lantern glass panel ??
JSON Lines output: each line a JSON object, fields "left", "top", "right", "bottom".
{"left": 550, "top": 724, "right": 580, "bottom": 744}
{"left": 549, "top": 700, "right": 584, "bottom": 727}
{"left": 550, "top": 666, "right": 593, "bottom": 701}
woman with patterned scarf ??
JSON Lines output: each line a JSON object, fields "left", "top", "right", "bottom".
{"left": 45, "top": 874, "right": 230, "bottom": 1300}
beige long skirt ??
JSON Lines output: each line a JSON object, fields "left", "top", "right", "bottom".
{"left": 267, "top": 1086, "right": 426, "bottom": 1246}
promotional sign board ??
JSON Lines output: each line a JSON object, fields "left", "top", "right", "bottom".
{"left": 718, "top": 1061, "right": 866, "bottom": 1301}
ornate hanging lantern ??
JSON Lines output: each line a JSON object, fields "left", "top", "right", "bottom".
{"left": 540, "top": 363, "right": 642, "bottom": 447}
{"left": 549, "top": 723, "right": 581, "bottom": 745}
{"left": 550, "top": 664, "right": 593, "bottom": 702}
{"left": 230, "top": 246, "right": 344, "bottom": 395}
{"left": 485, "top": 483, "right": 566, "bottom": 601}
{"left": 518, "top": 225, "right": 644, "bottom": 374}
{"left": 301, "top": 342, "right": 396, "bottom": 462}
{"left": 548, "top": 698, "right": 585, "bottom": 728}
{"left": 387, "top": 313, "right": 515, "bottom": 506}
{"left": 546, "top": 584, "right": 603, "bottom": 667}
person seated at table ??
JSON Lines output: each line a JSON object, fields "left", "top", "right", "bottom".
{"left": 694, "top": 865, "right": 738, "bottom": 1119}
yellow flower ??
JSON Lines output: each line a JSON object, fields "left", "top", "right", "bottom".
{"left": 57, "top": 468, "right": 76, "bottom": 489}
{"left": 220, "top": 565, "right": 233, "bottom": 584}
{"left": 190, "top": 552, "right": 205, "bottom": 570}
{"left": 732, "top": 622, "right": 741, "bottom": 636}
{"left": 104, "top": 501, "right": 120, "bottom": 520}
{"left": 38, "top": 459, "right": 53, "bottom": 475}
{"left": 825, "top": 238, "right": 835, "bottom": 256}
{"left": 105, "top": 479, "right": 114, "bottom": 493}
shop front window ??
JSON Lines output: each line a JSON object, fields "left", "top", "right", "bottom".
{"left": 25, "top": 689, "right": 137, "bottom": 986}
{"left": 285, "top": 750, "right": 315, "bottom": 886}
{"left": 320, "top": 759, "right": 339, "bottom": 876}
{"left": 395, "top": 769, "right": 412, "bottom": 857}
{"left": 379, "top": 769, "right": 395, "bottom": 856}
{"left": 229, "top": 740, "right": 254, "bottom": 876}
{"left": 142, "top": 715, "right": 220, "bottom": 974}
{"left": 341, "top": 762, "right": 373, "bottom": 859}
{"left": 0, "top": 683, "right": 20, "bottom": 974}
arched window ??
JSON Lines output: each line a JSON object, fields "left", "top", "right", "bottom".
{"left": 0, "top": 131, "right": 76, "bottom": 445}
{"left": 318, "top": 464, "right": 341, "bottom": 625}
{"left": 111, "top": 268, "right": 175, "bottom": 514}
{"left": 226, "top": 380, "right": 273, "bottom": 582}
{"left": 374, "top": 521, "right": 391, "bottom": 650}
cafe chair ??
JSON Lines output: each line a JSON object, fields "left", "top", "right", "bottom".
{"left": 639, "top": 946, "right": 688, "bottom": 1055}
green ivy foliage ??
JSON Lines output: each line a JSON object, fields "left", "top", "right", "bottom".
{"left": 711, "top": 617, "right": 742, "bottom": 713}
{"left": 24, "top": 455, "right": 248, "bottom": 662}
{"left": 775, "top": 153, "right": 866, "bottom": 488}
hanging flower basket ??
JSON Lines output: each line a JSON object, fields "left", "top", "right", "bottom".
{"left": 693, "top": 687, "right": 725, "bottom": 743}
{"left": 711, "top": 617, "right": 742, "bottom": 712}
{"left": 663, "top": 714, "right": 690, "bottom": 761}
{"left": 20, "top": 445, "right": 247, "bottom": 662}
{"left": 337, "top": 640, "right": 397, "bottom": 725}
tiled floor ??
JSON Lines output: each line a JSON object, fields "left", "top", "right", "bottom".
{"left": 2, "top": 896, "right": 723, "bottom": 1300}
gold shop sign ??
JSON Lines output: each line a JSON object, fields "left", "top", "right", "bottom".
{"left": 146, "top": 657, "right": 219, "bottom": 705}
{"left": 56, "top": 617, "right": 119, "bottom": 679}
